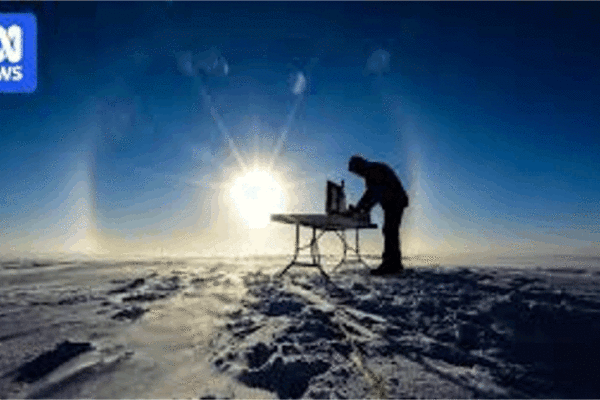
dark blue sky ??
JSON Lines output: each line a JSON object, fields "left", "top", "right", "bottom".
{"left": 1, "top": 2, "right": 598, "bottom": 260}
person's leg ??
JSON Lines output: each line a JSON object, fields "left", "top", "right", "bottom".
{"left": 372, "top": 207, "right": 402, "bottom": 275}
{"left": 396, "top": 207, "right": 405, "bottom": 264}
{"left": 382, "top": 207, "right": 401, "bottom": 263}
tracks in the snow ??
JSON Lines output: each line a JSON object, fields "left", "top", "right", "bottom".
{"left": 286, "top": 279, "right": 390, "bottom": 399}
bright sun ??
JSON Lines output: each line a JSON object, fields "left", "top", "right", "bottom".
{"left": 230, "top": 169, "right": 284, "bottom": 229}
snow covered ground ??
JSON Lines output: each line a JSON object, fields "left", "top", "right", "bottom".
{"left": 1, "top": 255, "right": 599, "bottom": 398}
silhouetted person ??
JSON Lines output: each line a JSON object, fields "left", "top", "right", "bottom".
{"left": 347, "top": 155, "right": 409, "bottom": 275}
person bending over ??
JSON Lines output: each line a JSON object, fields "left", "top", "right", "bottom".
{"left": 346, "top": 155, "right": 409, "bottom": 275}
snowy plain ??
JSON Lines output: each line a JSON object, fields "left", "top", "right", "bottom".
{"left": 1, "top": 254, "right": 599, "bottom": 399}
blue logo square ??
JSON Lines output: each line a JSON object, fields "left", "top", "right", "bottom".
{"left": 0, "top": 13, "right": 37, "bottom": 93}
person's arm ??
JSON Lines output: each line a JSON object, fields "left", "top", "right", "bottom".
{"left": 356, "top": 188, "right": 378, "bottom": 213}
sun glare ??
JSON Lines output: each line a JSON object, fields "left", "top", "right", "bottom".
{"left": 230, "top": 169, "right": 284, "bottom": 229}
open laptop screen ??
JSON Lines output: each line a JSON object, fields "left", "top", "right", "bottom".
{"left": 326, "top": 180, "right": 346, "bottom": 215}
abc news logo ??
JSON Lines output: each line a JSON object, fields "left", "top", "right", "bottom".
{"left": 0, "top": 24, "right": 24, "bottom": 82}
{"left": 0, "top": 13, "right": 37, "bottom": 93}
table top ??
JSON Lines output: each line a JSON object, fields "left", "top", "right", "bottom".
{"left": 271, "top": 213, "right": 378, "bottom": 230}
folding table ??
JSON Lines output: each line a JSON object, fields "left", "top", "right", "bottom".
{"left": 270, "top": 213, "right": 378, "bottom": 278}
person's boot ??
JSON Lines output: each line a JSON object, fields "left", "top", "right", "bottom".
{"left": 370, "top": 258, "right": 403, "bottom": 276}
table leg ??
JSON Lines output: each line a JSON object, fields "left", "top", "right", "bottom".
{"left": 310, "top": 227, "right": 319, "bottom": 265}
{"left": 332, "top": 229, "right": 371, "bottom": 272}
{"left": 278, "top": 224, "right": 330, "bottom": 280}
{"left": 332, "top": 230, "right": 350, "bottom": 272}
{"left": 295, "top": 223, "right": 300, "bottom": 261}
{"left": 342, "top": 230, "right": 347, "bottom": 262}
{"left": 278, "top": 222, "right": 300, "bottom": 277}
{"left": 355, "top": 229, "right": 362, "bottom": 262}
{"left": 354, "top": 229, "right": 371, "bottom": 268}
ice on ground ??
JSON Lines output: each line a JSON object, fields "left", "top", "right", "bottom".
{"left": 14, "top": 340, "right": 94, "bottom": 384}
{"left": 1, "top": 257, "right": 600, "bottom": 398}
{"left": 211, "top": 263, "right": 600, "bottom": 399}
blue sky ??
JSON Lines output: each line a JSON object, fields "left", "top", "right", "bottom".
{"left": 1, "top": 2, "right": 598, "bottom": 261}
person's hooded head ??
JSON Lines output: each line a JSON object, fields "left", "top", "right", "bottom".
{"left": 349, "top": 155, "right": 368, "bottom": 176}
